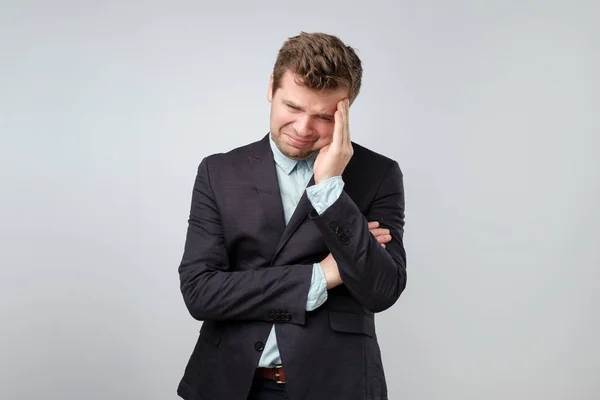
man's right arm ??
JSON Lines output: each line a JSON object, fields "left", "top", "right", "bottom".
{"left": 178, "top": 157, "right": 315, "bottom": 326}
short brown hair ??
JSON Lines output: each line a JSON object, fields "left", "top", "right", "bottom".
{"left": 272, "top": 32, "right": 363, "bottom": 103}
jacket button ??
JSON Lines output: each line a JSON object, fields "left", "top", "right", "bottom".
{"left": 255, "top": 341, "right": 265, "bottom": 352}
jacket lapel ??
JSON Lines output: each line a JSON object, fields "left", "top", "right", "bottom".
{"left": 250, "top": 133, "right": 316, "bottom": 264}
{"left": 272, "top": 174, "right": 315, "bottom": 262}
{"left": 250, "top": 135, "right": 286, "bottom": 255}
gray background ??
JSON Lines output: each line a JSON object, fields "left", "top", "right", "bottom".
{"left": 1, "top": 0, "right": 599, "bottom": 399}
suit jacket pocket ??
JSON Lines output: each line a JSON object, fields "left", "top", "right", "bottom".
{"left": 328, "top": 311, "right": 375, "bottom": 337}
{"left": 200, "top": 321, "right": 224, "bottom": 346}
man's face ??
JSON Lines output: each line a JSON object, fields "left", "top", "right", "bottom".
{"left": 267, "top": 70, "right": 349, "bottom": 160}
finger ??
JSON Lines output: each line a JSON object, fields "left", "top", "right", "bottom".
{"left": 337, "top": 98, "right": 350, "bottom": 148}
{"left": 333, "top": 100, "right": 345, "bottom": 149}
{"left": 381, "top": 243, "right": 386, "bottom": 248}
{"left": 368, "top": 221, "right": 380, "bottom": 229}
{"left": 375, "top": 234, "right": 392, "bottom": 244}
{"left": 338, "top": 99, "right": 349, "bottom": 148}
{"left": 344, "top": 98, "right": 350, "bottom": 146}
{"left": 370, "top": 230, "right": 381, "bottom": 237}
{"left": 370, "top": 228, "right": 391, "bottom": 237}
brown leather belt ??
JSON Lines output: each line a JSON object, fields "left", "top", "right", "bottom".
{"left": 255, "top": 365, "right": 286, "bottom": 384}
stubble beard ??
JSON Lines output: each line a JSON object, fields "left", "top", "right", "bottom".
{"left": 274, "top": 129, "right": 317, "bottom": 160}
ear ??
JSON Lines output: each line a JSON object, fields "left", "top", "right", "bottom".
{"left": 267, "top": 73, "right": 274, "bottom": 103}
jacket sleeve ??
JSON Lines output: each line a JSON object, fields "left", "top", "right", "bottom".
{"left": 308, "top": 160, "right": 407, "bottom": 313}
{"left": 178, "top": 157, "right": 314, "bottom": 325}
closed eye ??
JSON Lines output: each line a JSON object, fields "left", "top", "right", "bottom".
{"left": 284, "top": 102, "right": 301, "bottom": 111}
{"left": 282, "top": 99, "right": 333, "bottom": 121}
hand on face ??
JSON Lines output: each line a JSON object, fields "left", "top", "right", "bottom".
{"left": 313, "top": 98, "right": 353, "bottom": 184}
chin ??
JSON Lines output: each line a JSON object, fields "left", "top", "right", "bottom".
{"left": 283, "top": 147, "right": 304, "bottom": 159}
{"left": 280, "top": 145, "right": 307, "bottom": 159}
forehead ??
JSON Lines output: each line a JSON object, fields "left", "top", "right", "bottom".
{"left": 277, "top": 71, "right": 348, "bottom": 109}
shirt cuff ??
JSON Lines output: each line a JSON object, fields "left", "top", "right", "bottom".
{"left": 306, "top": 263, "right": 328, "bottom": 311}
{"left": 306, "top": 176, "right": 344, "bottom": 215}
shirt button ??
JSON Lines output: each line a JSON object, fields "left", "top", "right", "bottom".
{"left": 255, "top": 341, "right": 265, "bottom": 352}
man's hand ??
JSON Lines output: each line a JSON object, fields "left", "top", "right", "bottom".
{"left": 313, "top": 98, "right": 353, "bottom": 184}
{"left": 320, "top": 253, "right": 342, "bottom": 289}
{"left": 321, "top": 221, "right": 392, "bottom": 289}
{"left": 368, "top": 221, "right": 392, "bottom": 248}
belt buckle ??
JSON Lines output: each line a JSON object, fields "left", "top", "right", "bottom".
{"left": 274, "top": 365, "right": 284, "bottom": 384}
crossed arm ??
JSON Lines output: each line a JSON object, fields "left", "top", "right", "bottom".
{"left": 178, "top": 157, "right": 406, "bottom": 325}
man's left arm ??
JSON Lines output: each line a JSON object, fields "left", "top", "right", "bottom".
{"left": 308, "top": 160, "right": 407, "bottom": 313}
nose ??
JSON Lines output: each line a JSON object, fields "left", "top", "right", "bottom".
{"left": 294, "top": 115, "right": 313, "bottom": 137}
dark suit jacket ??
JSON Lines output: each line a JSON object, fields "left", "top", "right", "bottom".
{"left": 177, "top": 133, "right": 407, "bottom": 400}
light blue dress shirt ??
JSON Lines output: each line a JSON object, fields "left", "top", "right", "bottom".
{"left": 257, "top": 134, "right": 345, "bottom": 368}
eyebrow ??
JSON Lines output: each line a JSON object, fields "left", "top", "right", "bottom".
{"left": 282, "top": 99, "right": 334, "bottom": 120}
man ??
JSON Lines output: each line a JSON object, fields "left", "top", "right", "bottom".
{"left": 177, "top": 32, "right": 407, "bottom": 400}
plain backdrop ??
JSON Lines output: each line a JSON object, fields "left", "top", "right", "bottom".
{"left": 1, "top": 1, "right": 599, "bottom": 399}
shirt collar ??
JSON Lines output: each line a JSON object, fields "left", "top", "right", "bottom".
{"left": 269, "top": 132, "right": 317, "bottom": 175}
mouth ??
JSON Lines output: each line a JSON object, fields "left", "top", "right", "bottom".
{"left": 286, "top": 134, "right": 313, "bottom": 147}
